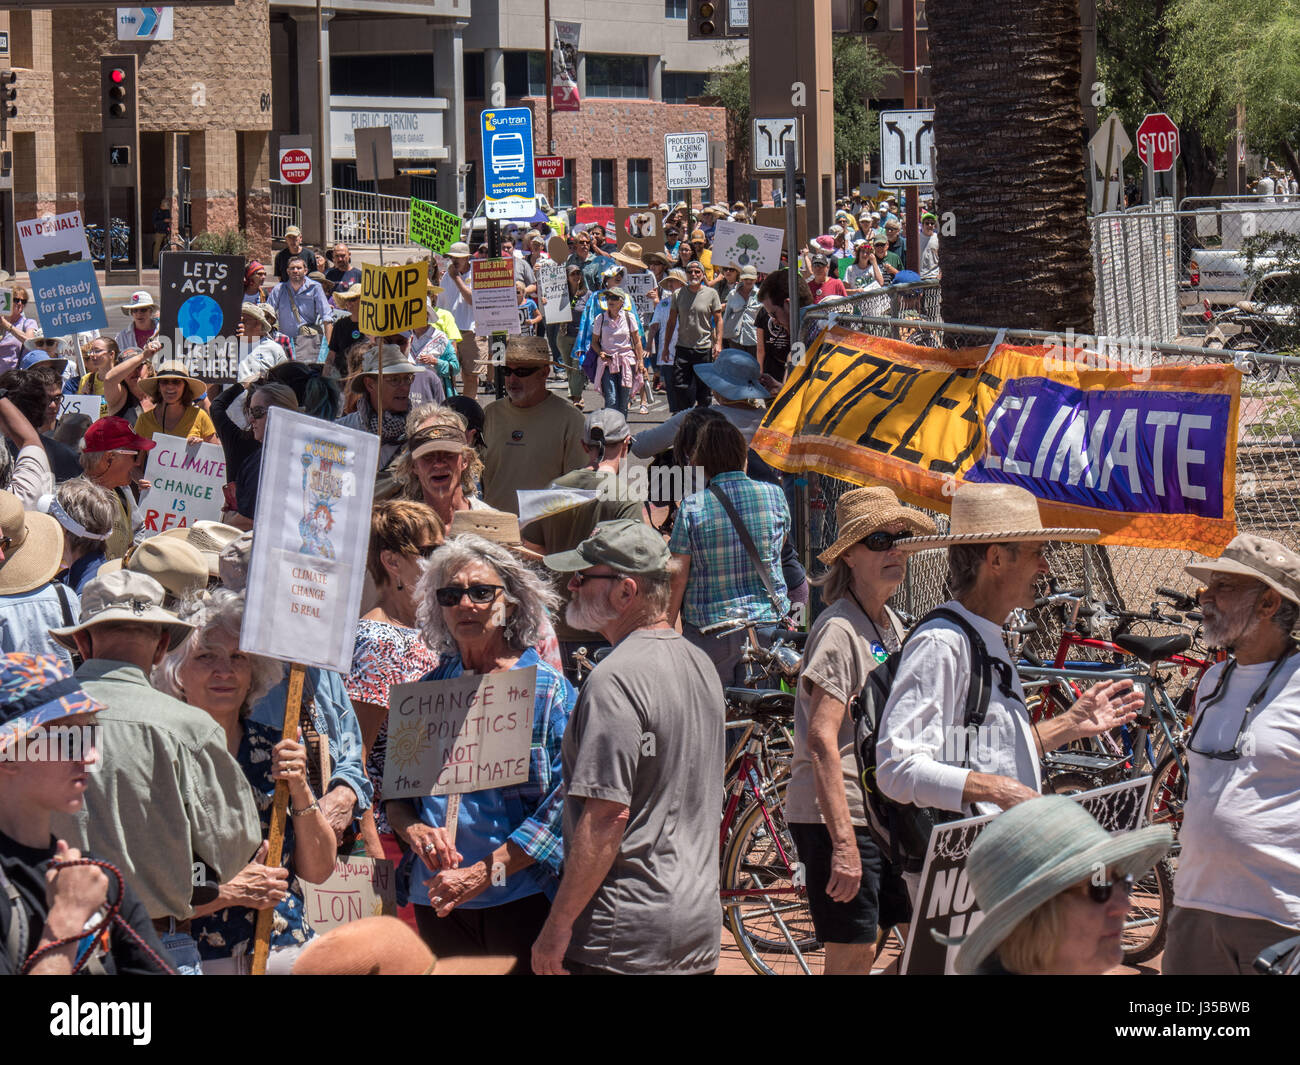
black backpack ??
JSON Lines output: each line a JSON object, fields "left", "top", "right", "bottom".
{"left": 850, "top": 607, "right": 996, "bottom": 873}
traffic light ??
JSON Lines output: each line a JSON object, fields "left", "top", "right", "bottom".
{"left": 1, "top": 72, "right": 16, "bottom": 120}
{"left": 687, "top": 0, "right": 747, "bottom": 40}
{"left": 100, "top": 56, "right": 137, "bottom": 130}
{"left": 852, "top": 0, "right": 882, "bottom": 32}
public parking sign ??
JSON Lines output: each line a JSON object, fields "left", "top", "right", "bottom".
{"left": 279, "top": 148, "right": 312, "bottom": 185}
{"left": 481, "top": 107, "right": 535, "bottom": 219}
{"left": 665, "top": 132, "right": 710, "bottom": 191}
{"left": 1136, "top": 113, "right": 1180, "bottom": 173}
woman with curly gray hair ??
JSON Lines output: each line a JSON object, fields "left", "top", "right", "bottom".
{"left": 155, "top": 589, "right": 334, "bottom": 974}
{"left": 385, "top": 533, "right": 576, "bottom": 972}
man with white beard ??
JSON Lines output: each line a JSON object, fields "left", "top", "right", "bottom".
{"left": 1164, "top": 533, "right": 1300, "bottom": 974}
{"left": 531, "top": 519, "right": 725, "bottom": 975}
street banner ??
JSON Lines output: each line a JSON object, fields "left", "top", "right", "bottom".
{"left": 28, "top": 261, "right": 108, "bottom": 333}
{"left": 536, "top": 260, "right": 572, "bottom": 325}
{"left": 381, "top": 666, "right": 538, "bottom": 800}
{"left": 137, "top": 434, "right": 227, "bottom": 536}
{"left": 58, "top": 394, "right": 104, "bottom": 424}
{"left": 159, "top": 252, "right": 244, "bottom": 346}
{"left": 574, "top": 206, "right": 616, "bottom": 243}
{"left": 615, "top": 207, "right": 665, "bottom": 254}
{"left": 552, "top": 20, "right": 580, "bottom": 113}
{"left": 752, "top": 328, "right": 1241, "bottom": 554}
{"left": 16, "top": 211, "right": 92, "bottom": 270}
{"left": 241, "top": 409, "right": 379, "bottom": 673}
{"left": 902, "top": 778, "right": 1152, "bottom": 975}
{"left": 300, "top": 856, "right": 396, "bottom": 935}
{"left": 408, "top": 197, "right": 461, "bottom": 255}
{"left": 359, "top": 260, "right": 429, "bottom": 337}
{"left": 711, "top": 219, "right": 784, "bottom": 274}
{"left": 471, "top": 257, "right": 520, "bottom": 335}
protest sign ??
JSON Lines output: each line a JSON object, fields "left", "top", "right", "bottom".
{"left": 901, "top": 778, "right": 1152, "bottom": 975}
{"left": 136, "top": 434, "right": 227, "bottom": 536}
{"left": 159, "top": 252, "right": 244, "bottom": 346}
{"left": 28, "top": 261, "right": 108, "bottom": 333}
{"left": 300, "top": 857, "right": 396, "bottom": 935}
{"left": 471, "top": 257, "right": 520, "bottom": 335}
{"left": 381, "top": 666, "right": 537, "bottom": 800}
{"left": 241, "top": 409, "right": 379, "bottom": 673}
{"left": 0, "top": 288, "right": 11, "bottom": 317}
{"left": 615, "top": 207, "right": 665, "bottom": 254}
{"left": 624, "top": 271, "right": 656, "bottom": 323}
{"left": 359, "top": 260, "right": 429, "bottom": 337}
{"left": 59, "top": 394, "right": 104, "bottom": 423}
{"left": 711, "top": 220, "right": 784, "bottom": 274}
{"left": 408, "top": 198, "right": 461, "bottom": 255}
{"left": 574, "top": 206, "right": 616, "bottom": 243}
{"left": 17, "top": 211, "right": 92, "bottom": 270}
{"left": 754, "top": 206, "right": 807, "bottom": 259}
{"left": 753, "top": 328, "right": 1241, "bottom": 554}
{"left": 536, "top": 260, "right": 572, "bottom": 325}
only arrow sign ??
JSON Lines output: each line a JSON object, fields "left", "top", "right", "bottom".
{"left": 138, "top": 7, "right": 159, "bottom": 36}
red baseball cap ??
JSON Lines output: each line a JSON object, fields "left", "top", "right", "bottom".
{"left": 83, "top": 417, "right": 156, "bottom": 454}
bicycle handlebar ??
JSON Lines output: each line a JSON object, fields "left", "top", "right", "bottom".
{"left": 1157, "top": 585, "right": 1200, "bottom": 611}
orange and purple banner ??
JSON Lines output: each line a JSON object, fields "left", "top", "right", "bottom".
{"left": 752, "top": 328, "right": 1240, "bottom": 555}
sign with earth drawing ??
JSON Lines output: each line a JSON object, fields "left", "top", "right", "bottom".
{"left": 159, "top": 251, "right": 245, "bottom": 349}
{"left": 711, "top": 220, "right": 784, "bottom": 274}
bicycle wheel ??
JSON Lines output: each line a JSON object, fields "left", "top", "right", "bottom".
{"left": 1123, "top": 857, "right": 1174, "bottom": 964}
{"left": 1145, "top": 753, "right": 1186, "bottom": 841}
{"left": 722, "top": 795, "right": 821, "bottom": 975}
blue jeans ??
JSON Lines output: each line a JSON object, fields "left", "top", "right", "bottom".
{"left": 158, "top": 929, "right": 204, "bottom": 975}
{"left": 601, "top": 373, "right": 630, "bottom": 414}
{"left": 682, "top": 620, "right": 779, "bottom": 689}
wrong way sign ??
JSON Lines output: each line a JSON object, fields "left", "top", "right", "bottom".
{"left": 279, "top": 147, "right": 313, "bottom": 185}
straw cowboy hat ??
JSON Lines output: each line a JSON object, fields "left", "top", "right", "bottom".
{"left": 611, "top": 242, "right": 647, "bottom": 270}
{"left": 0, "top": 489, "right": 64, "bottom": 596}
{"left": 934, "top": 796, "right": 1172, "bottom": 974}
{"left": 898, "top": 483, "right": 1100, "bottom": 551}
{"left": 158, "top": 520, "right": 245, "bottom": 577}
{"left": 1184, "top": 533, "right": 1300, "bottom": 608}
{"left": 349, "top": 344, "right": 421, "bottom": 394}
{"left": 818, "top": 487, "right": 937, "bottom": 566}
{"left": 138, "top": 361, "right": 208, "bottom": 403}
{"left": 448, "top": 508, "right": 543, "bottom": 561}
{"left": 49, "top": 570, "right": 195, "bottom": 652}
{"left": 122, "top": 536, "right": 210, "bottom": 602}
{"left": 502, "top": 335, "right": 554, "bottom": 369}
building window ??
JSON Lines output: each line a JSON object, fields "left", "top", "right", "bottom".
{"left": 504, "top": 51, "right": 546, "bottom": 97}
{"left": 555, "top": 160, "right": 576, "bottom": 208}
{"left": 626, "top": 159, "right": 650, "bottom": 207}
{"left": 591, "top": 159, "right": 615, "bottom": 206}
{"left": 585, "top": 54, "right": 649, "bottom": 99}
{"left": 332, "top": 54, "right": 435, "bottom": 97}
{"left": 665, "top": 0, "right": 688, "bottom": 16}
{"left": 463, "top": 52, "right": 485, "bottom": 99}
{"left": 662, "top": 71, "right": 708, "bottom": 106}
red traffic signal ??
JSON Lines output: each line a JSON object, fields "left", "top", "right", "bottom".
{"left": 110, "top": 68, "right": 126, "bottom": 84}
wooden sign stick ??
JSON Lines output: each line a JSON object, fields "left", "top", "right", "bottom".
{"left": 251, "top": 662, "right": 307, "bottom": 975}
{"left": 445, "top": 793, "right": 460, "bottom": 849}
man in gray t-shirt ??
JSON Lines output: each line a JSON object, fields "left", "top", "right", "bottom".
{"left": 534, "top": 519, "right": 725, "bottom": 975}
{"left": 664, "top": 260, "right": 723, "bottom": 413}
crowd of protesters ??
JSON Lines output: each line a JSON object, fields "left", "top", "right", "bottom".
{"left": 0, "top": 181, "right": 1293, "bottom": 981}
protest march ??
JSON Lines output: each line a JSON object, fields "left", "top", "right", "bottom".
{"left": 1, "top": 8, "right": 1299, "bottom": 1037}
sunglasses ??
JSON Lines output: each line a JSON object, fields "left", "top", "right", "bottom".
{"left": 1082, "top": 873, "right": 1134, "bottom": 904}
{"left": 571, "top": 572, "right": 623, "bottom": 587}
{"left": 11, "top": 298, "right": 26, "bottom": 306}
{"left": 435, "top": 583, "right": 504, "bottom": 606}
{"left": 249, "top": 406, "right": 269, "bottom": 420}
{"left": 859, "top": 530, "right": 912, "bottom": 551}
{"left": 502, "top": 366, "right": 541, "bottom": 378}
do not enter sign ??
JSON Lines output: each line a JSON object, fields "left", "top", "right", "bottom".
{"left": 1136, "top": 113, "right": 1180, "bottom": 173}
{"left": 279, "top": 148, "right": 313, "bottom": 185}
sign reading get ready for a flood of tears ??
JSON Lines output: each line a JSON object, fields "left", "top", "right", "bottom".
{"left": 381, "top": 667, "right": 537, "bottom": 799}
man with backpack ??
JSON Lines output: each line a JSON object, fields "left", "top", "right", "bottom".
{"left": 871, "top": 483, "right": 1144, "bottom": 886}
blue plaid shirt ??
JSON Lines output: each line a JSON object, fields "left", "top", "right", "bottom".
{"left": 408, "top": 648, "right": 574, "bottom": 907}
{"left": 669, "top": 470, "right": 791, "bottom": 628}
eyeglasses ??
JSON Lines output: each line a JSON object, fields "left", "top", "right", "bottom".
{"left": 435, "top": 583, "right": 504, "bottom": 606}
{"left": 859, "top": 530, "right": 912, "bottom": 552}
{"left": 1081, "top": 872, "right": 1134, "bottom": 904}
{"left": 110, "top": 449, "right": 141, "bottom": 460}
{"left": 249, "top": 406, "right": 269, "bottom": 420}
{"left": 571, "top": 572, "right": 623, "bottom": 587}
{"left": 502, "top": 365, "right": 541, "bottom": 378}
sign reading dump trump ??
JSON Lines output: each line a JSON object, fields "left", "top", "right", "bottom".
{"left": 358, "top": 259, "right": 429, "bottom": 337}
{"left": 381, "top": 667, "right": 537, "bottom": 799}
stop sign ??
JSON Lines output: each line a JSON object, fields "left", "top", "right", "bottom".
{"left": 1136, "top": 113, "right": 1180, "bottom": 173}
{"left": 279, "top": 148, "right": 312, "bottom": 185}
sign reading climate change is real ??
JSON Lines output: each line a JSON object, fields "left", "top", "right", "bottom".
{"left": 358, "top": 260, "right": 429, "bottom": 337}
{"left": 137, "top": 434, "right": 227, "bottom": 537}
{"left": 241, "top": 409, "right": 379, "bottom": 673}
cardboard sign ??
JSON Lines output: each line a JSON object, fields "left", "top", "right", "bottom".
{"left": 159, "top": 252, "right": 244, "bottom": 346}
{"left": 901, "top": 779, "right": 1152, "bottom": 975}
{"left": 240, "top": 409, "right": 379, "bottom": 673}
{"left": 624, "top": 271, "right": 657, "bottom": 323}
{"left": 355, "top": 126, "right": 395, "bottom": 183}
{"left": 711, "top": 219, "right": 784, "bottom": 274}
{"left": 137, "top": 434, "right": 228, "bottom": 536}
{"left": 536, "top": 259, "right": 572, "bottom": 325}
{"left": 547, "top": 235, "right": 568, "bottom": 262}
{"left": 408, "top": 198, "right": 461, "bottom": 255}
{"left": 358, "top": 260, "right": 429, "bottom": 337}
{"left": 59, "top": 394, "right": 104, "bottom": 424}
{"left": 0, "top": 288, "right": 11, "bottom": 317}
{"left": 615, "top": 207, "right": 665, "bottom": 254}
{"left": 382, "top": 667, "right": 537, "bottom": 800}
{"left": 29, "top": 261, "right": 108, "bottom": 333}
{"left": 300, "top": 857, "right": 396, "bottom": 935}
{"left": 754, "top": 206, "right": 807, "bottom": 260}
{"left": 470, "top": 257, "right": 520, "bottom": 335}
{"left": 17, "top": 211, "right": 92, "bottom": 271}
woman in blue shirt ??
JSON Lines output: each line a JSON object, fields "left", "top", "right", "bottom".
{"left": 387, "top": 533, "right": 574, "bottom": 973}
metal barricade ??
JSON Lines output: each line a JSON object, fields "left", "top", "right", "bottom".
{"left": 270, "top": 184, "right": 301, "bottom": 241}
{"left": 328, "top": 188, "right": 411, "bottom": 246}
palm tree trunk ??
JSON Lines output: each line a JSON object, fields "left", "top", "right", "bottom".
{"left": 927, "top": 0, "right": 1095, "bottom": 332}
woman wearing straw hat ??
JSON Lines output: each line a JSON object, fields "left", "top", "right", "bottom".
{"left": 934, "top": 796, "right": 1171, "bottom": 974}
{"left": 786, "top": 486, "right": 935, "bottom": 974}
{"left": 132, "top": 362, "right": 217, "bottom": 443}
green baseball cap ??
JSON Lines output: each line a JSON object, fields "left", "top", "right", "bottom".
{"left": 544, "top": 519, "right": 670, "bottom": 575}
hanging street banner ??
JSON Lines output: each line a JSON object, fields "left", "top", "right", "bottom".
{"left": 551, "top": 20, "right": 581, "bottom": 113}
{"left": 28, "top": 261, "right": 108, "bottom": 334}
{"left": 241, "top": 409, "right": 379, "bottom": 673}
{"left": 471, "top": 257, "right": 520, "bottom": 335}
{"left": 752, "top": 328, "right": 1241, "bottom": 555}
{"left": 711, "top": 219, "right": 784, "bottom": 274}
{"left": 359, "top": 260, "right": 429, "bottom": 337}
{"left": 381, "top": 666, "right": 537, "bottom": 800}
{"left": 137, "top": 434, "right": 227, "bottom": 536}
{"left": 902, "top": 779, "right": 1151, "bottom": 975}
{"left": 408, "top": 197, "right": 461, "bottom": 255}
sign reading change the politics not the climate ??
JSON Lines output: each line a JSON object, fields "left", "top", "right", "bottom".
{"left": 359, "top": 260, "right": 429, "bottom": 337}
{"left": 751, "top": 328, "right": 1241, "bottom": 554}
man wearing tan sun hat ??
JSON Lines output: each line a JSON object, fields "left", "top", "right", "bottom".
{"left": 875, "top": 483, "right": 1145, "bottom": 877}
